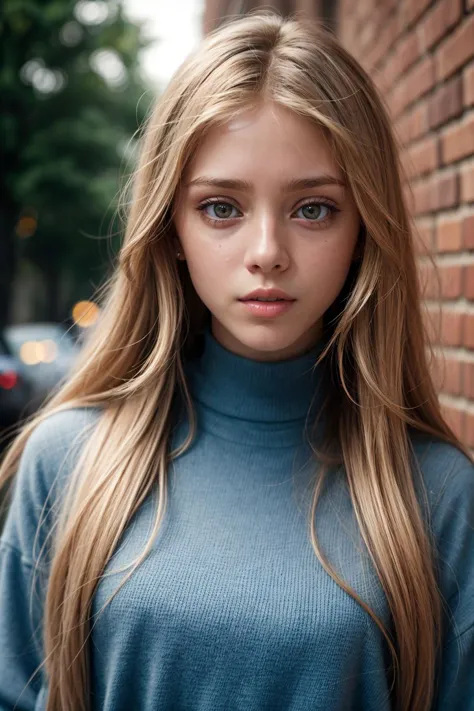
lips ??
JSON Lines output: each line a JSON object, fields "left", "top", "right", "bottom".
{"left": 245, "top": 298, "right": 286, "bottom": 302}
{"left": 239, "top": 288, "right": 295, "bottom": 302}
{"left": 239, "top": 299, "right": 295, "bottom": 318}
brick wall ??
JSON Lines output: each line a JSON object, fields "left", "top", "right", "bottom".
{"left": 336, "top": 0, "right": 474, "bottom": 448}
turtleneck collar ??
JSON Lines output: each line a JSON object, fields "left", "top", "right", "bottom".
{"left": 183, "top": 325, "right": 327, "bottom": 448}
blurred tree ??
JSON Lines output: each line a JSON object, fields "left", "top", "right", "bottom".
{"left": 0, "top": 0, "right": 153, "bottom": 325}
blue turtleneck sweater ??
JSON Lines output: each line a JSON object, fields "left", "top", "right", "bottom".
{"left": 1, "top": 327, "right": 473, "bottom": 710}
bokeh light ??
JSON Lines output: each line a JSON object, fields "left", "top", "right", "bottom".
{"left": 18, "top": 340, "right": 59, "bottom": 365}
{"left": 89, "top": 49, "right": 127, "bottom": 88}
{"left": 42, "top": 340, "right": 58, "bottom": 363}
{"left": 15, "top": 216, "right": 37, "bottom": 238}
{"left": 72, "top": 300, "right": 100, "bottom": 328}
{"left": 19, "top": 341, "right": 41, "bottom": 366}
{"left": 74, "top": 1, "right": 109, "bottom": 26}
{"left": 19, "top": 59, "right": 66, "bottom": 94}
{"left": 59, "top": 21, "right": 84, "bottom": 47}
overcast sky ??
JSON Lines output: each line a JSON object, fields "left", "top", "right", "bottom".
{"left": 123, "top": 0, "right": 204, "bottom": 88}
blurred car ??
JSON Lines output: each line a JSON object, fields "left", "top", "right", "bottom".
{"left": 0, "top": 332, "right": 34, "bottom": 428}
{"left": 3, "top": 322, "right": 80, "bottom": 411}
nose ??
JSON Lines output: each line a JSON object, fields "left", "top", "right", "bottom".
{"left": 243, "top": 210, "right": 290, "bottom": 274}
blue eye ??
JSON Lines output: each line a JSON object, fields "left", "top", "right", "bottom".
{"left": 196, "top": 199, "right": 338, "bottom": 225}
{"left": 294, "top": 203, "right": 333, "bottom": 221}
{"left": 198, "top": 201, "right": 240, "bottom": 220}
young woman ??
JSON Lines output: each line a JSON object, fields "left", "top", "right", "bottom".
{"left": 0, "top": 12, "right": 473, "bottom": 711}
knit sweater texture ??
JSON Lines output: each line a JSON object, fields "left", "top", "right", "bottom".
{"left": 1, "top": 326, "right": 473, "bottom": 710}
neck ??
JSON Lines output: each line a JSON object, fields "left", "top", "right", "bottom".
{"left": 182, "top": 326, "right": 327, "bottom": 448}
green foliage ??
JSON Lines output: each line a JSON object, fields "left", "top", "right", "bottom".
{"left": 0, "top": 0, "right": 154, "bottom": 322}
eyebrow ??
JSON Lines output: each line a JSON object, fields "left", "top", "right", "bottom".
{"left": 185, "top": 175, "right": 346, "bottom": 191}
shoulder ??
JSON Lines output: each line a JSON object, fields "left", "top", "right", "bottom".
{"left": 410, "top": 433, "right": 474, "bottom": 514}
{"left": 410, "top": 433, "right": 474, "bottom": 628}
{"left": 1, "top": 407, "right": 102, "bottom": 563}
{"left": 21, "top": 406, "right": 102, "bottom": 493}
{"left": 24, "top": 406, "right": 102, "bottom": 464}
{"left": 12, "top": 407, "right": 102, "bottom": 512}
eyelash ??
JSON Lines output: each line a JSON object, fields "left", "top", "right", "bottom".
{"left": 196, "top": 198, "right": 340, "bottom": 227}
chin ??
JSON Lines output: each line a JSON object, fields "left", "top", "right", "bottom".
{"left": 235, "top": 324, "right": 305, "bottom": 360}
{"left": 212, "top": 313, "right": 318, "bottom": 360}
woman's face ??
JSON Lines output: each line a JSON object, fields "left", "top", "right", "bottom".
{"left": 173, "top": 101, "right": 360, "bottom": 361}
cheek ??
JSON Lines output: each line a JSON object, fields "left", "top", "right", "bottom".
{"left": 187, "top": 240, "right": 233, "bottom": 271}
{"left": 303, "top": 237, "right": 356, "bottom": 299}
{"left": 174, "top": 210, "right": 237, "bottom": 304}
{"left": 182, "top": 243, "right": 233, "bottom": 304}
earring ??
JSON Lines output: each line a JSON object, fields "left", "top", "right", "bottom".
{"left": 176, "top": 251, "right": 181, "bottom": 259}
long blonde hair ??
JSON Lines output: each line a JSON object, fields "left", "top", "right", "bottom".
{"left": 1, "top": 12, "right": 471, "bottom": 711}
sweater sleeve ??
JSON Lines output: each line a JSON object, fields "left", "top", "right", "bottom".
{"left": 433, "top": 622, "right": 474, "bottom": 710}
{"left": 0, "top": 543, "right": 46, "bottom": 711}
{"left": 418, "top": 443, "right": 474, "bottom": 710}
{"left": 0, "top": 408, "right": 99, "bottom": 711}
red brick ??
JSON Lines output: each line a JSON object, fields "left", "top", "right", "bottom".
{"left": 461, "top": 163, "right": 474, "bottom": 203}
{"left": 427, "top": 76, "right": 463, "bottom": 129}
{"left": 441, "top": 357, "right": 462, "bottom": 395}
{"left": 464, "top": 63, "right": 474, "bottom": 108}
{"left": 364, "top": 16, "right": 399, "bottom": 71}
{"left": 374, "top": 68, "right": 390, "bottom": 95}
{"left": 436, "top": 216, "right": 463, "bottom": 252}
{"left": 378, "top": 55, "right": 400, "bottom": 96}
{"left": 465, "top": 265, "right": 474, "bottom": 300}
{"left": 419, "top": 263, "right": 438, "bottom": 299}
{"left": 395, "top": 103, "right": 429, "bottom": 144}
{"left": 463, "top": 313, "right": 474, "bottom": 348}
{"left": 402, "top": 0, "right": 431, "bottom": 27}
{"left": 441, "top": 309, "right": 464, "bottom": 345}
{"left": 358, "top": 21, "right": 377, "bottom": 54}
{"left": 390, "top": 57, "right": 435, "bottom": 117}
{"left": 464, "top": 214, "right": 474, "bottom": 249}
{"left": 465, "top": 362, "right": 474, "bottom": 398}
{"left": 436, "top": 15, "right": 474, "bottom": 81}
{"left": 400, "top": 34, "right": 422, "bottom": 74}
{"left": 441, "top": 264, "right": 463, "bottom": 299}
{"left": 441, "top": 404, "right": 464, "bottom": 441}
{"left": 406, "top": 56, "right": 436, "bottom": 107}
{"left": 339, "top": 22, "right": 351, "bottom": 48}
{"left": 347, "top": 0, "right": 362, "bottom": 24}
{"left": 385, "top": 0, "right": 399, "bottom": 14}
{"left": 354, "top": 0, "right": 372, "bottom": 18}
{"left": 417, "top": 0, "right": 462, "bottom": 53}
{"left": 404, "top": 183, "right": 416, "bottom": 213}
{"left": 400, "top": 147, "right": 410, "bottom": 179}
{"left": 375, "top": 0, "right": 398, "bottom": 22}
{"left": 433, "top": 172, "right": 459, "bottom": 212}
{"left": 423, "top": 307, "right": 441, "bottom": 342}
{"left": 408, "top": 135, "right": 438, "bottom": 177}
{"left": 441, "top": 115, "right": 474, "bottom": 164}
{"left": 444, "top": 359, "right": 462, "bottom": 396}
{"left": 394, "top": 33, "right": 422, "bottom": 82}
{"left": 431, "top": 355, "right": 444, "bottom": 390}
{"left": 413, "top": 181, "right": 432, "bottom": 215}
{"left": 465, "top": 412, "right": 474, "bottom": 448}
{"left": 414, "top": 219, "right": 434, "bottom": 254}
{"left": 413, "top": 174, "right": 459, "bottom": 216}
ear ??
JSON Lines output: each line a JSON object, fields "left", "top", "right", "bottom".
{"left": 169, "top": 220, "right": 185, "bottom": 261}
{"left": 174, "top": 235, "right": 185, "bottom": 260}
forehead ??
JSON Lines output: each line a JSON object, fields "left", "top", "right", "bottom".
{"left": 184, "top": 102, "right": 342, "bottom": 182}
